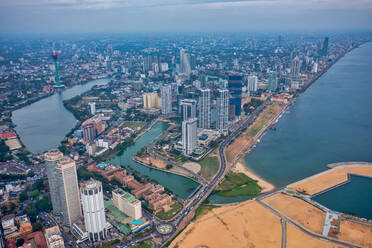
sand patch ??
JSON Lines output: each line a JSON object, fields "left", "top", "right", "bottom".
{"left": 286, "top": 222, "right": 345, "bottom": 248}
{"left": 170, "top": 201, "right": 282, "bottom": 248}
{"left": 182, "top": 162, "right": 201, "bottom": 174}
{"left": 263, "top": 193, "right": 326, "bottom": 234}
{"left": 337, "top": 219, "right": 372, "bottom": 248}
{"left": 233, "top": 161, "right": 275, "bottom": 193}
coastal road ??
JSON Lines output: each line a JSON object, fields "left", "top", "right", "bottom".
{"left": 123, "top": 100, "right": 270, "bottom": 248}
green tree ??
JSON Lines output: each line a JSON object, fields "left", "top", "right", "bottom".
{"left": 32, "top": 179, "right": 45, "bottom": 191}
{"left": 30, "top": 190, "right": 39, "bottom": 199}
{"left": 32, "top": 222, "right": 43, "bottom": 231}
{"left": 19, "top": 190, "right": 28, "bottom": 202}
{"left": 36, "top": 196, "right": 52, "bottom": 212}
{"left": 24, "top": 203, "right": 37, "bottom": 222}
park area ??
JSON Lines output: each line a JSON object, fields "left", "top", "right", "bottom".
{"left": 214, "top": 171, "right": 261, "bottom": 197}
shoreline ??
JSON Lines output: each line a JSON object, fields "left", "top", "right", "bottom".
{"left": 233, "top": 161, "right": 275, "bottom": 193}
{"left": 10, "top": 77, "right": 110, "bottom": 154}
{"left": 234, "top": 42, "right": 371, "bottom": 192}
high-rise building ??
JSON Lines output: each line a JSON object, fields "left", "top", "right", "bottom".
{"left": 44, "top": 150, "right": 64, "bottom": 217}
{"left": 312, "top": 62, "right": 318, "bottom": 73}
{"left": 161, "top": 85, "right": 172, "bottom": 115}
{"left": 216, "top": 89, "right": 229, "bottom": 132}
{"left": 322, "top": 37, "right": 329, "bottom": 56}
{"left": 180, "top": 99, "right": 197, "bottom": 121}
{"left": 143, "top": 92, "right": 161, "bottom": 109}
{"left": 143, "top": 54, "right": 159, "bottom": 72}
{"left": 291, "top": 56, "right": 301, "bottom": 77}
{"left": 44, "top": 152, "right": 82, "bottom": 227}
{"left": 268, "top": 71, "right": 278, "bottom": 92}
{"left": 180, "top": 48, "right": 191, "bottom": 78}
{"left": 182, "top": 118, "right": 198, "bottom": 156}
{"left": 228, "top": 75, "right": 243, "bottom": 118}
{"left": 82, "top": 123, "right": 97, "bottom": 142}
{"left": 198, "top": 88, "right": 211, "bottom": 129}
{"left": 88, "top": 102, "right": 96, "bottom": 115}
{"left": 112, "top": 189, "right": 142, "bottom": 220}
{"left": 80, "top": 179, "right": 107, "bottom": 241}
{"left": 248, "top": 75, "right": 258, "bottom": 92}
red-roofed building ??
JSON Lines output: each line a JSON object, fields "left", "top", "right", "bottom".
{"left": 0, "top": 132, "right": 16, "bottom": 140}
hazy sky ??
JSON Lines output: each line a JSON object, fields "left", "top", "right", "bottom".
{"left": 1, "top": 0, "right": 372, "bottom": 33}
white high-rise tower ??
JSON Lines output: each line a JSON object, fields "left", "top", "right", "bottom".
{"left": 80, "top": 179, "right": 107, "bottom": 241}
{"left": 161, "top": 85, "right": 172, "bottom": 115}
{"left": 182, "top": 118, "right": 198, "bottom": 156}
{"left": 198, "top": 88, "right": 211, "bottom": 129}
{"left": 216, "top": 89, "right": 229, "bottom": 132}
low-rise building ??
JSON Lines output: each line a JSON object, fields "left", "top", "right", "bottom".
{"left": 44, "top": 226, "right": 65, "bottom": 248}
{"left": 112, "top": 189, "right": 142, "bottom": 220}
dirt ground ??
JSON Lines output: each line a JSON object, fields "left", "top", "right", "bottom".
{"left": 288, "top": 163, "right": 372, "bottom": 195}
{"left": 182, "top": 162, "right": 201, "bottom": 174}
{"left": 336, "top": 219, "right": 372, "bottom": 248}
{"left": 170, "top": 199, "right": 346, "bottom": 248}
{"left": 286, "top": 222, "right": 346, "bottom": 248}
{"left": 170, "top": 201, "right": 283, "bottom": 248}
{"left": 263, "top": 193, "right": 326, "bottom": 234}
{"left": 225, "top": 103, "right": 285, "bottom": 164}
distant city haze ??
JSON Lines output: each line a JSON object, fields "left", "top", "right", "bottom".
{"left": 0, "top": 0, "right": 372, "bottom": 33}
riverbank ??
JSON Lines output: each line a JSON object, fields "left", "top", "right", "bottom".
{"left": 12, "top": 78, "right": 111, "bottom": 154}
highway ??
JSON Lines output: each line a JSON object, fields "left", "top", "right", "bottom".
{"left": 123, "top": 100, "right": 269, "bottom": 248}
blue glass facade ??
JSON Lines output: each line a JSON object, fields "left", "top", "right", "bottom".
{"left": 228, "top": 75, "right": 243, "bottom": 116}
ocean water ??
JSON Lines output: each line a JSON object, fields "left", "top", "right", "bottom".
{"left": 244, "top": 42, "right": 372, "bottom": 187}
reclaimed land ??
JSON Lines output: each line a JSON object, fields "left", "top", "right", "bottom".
{"left": 169, "top": 200, "right": 340, "bottom": 248}
{"left": 170, "top": 163, "right": 372, "bottom": 248}
{"left": 288, "top": 162, "right": 372, "bottom": 195}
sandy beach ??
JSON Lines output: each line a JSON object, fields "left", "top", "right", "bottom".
{"left": 233, "top": 161, "right": 275, "bottom": 193}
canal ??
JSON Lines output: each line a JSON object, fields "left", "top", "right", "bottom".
{"left": 12, "top": 78, "right": 110, "bottom": 154}
{"left": 109, "top": 122, "right": 200, "bottom": 199}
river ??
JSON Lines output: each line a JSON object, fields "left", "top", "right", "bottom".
{"left": 12, "top": 78, "right": 110, "bottom": 154}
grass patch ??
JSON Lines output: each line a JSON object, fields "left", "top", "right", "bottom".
{"left": 198, "top": 151, "right": 219, "bottom": 181}
{"left": 130, "top": 241, "right": 152, "bottom": 248}
{"left": 96, "top": 239, "right": 120, "bottom": 248}
{"left": 214, "top": 172, "right": 261, "bottom": 197}
{"left": 121, "top": 121, "right": 146, "bottom": 130}
{"left": 194, "top": 203, "right": 220, "bottom": 220}
{"left": 155, "top": 202, "right": 183, "bottom": 220}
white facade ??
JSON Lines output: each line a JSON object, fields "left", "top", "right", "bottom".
{"left": 112, "top": 189, "right": 142, "bottom": 220}
{"left": 291, "top": 56, "right": 301, "bottom": 77}
{"left": 180, "top": 99, "right": 197, "bottom": 121}
{"left": 182, "top": 118, "right": 198, "bottom": 156}
{"left": 248, "top": 75, "right": 258, "bottom": 92}
{"left": 216, "top": 89, "right": 229, "bottom": 132}
{"left": 88, "top": 102, "right": 96, "bottom": 115}
{"left": 80, "top": 179, "right": 107, "bottom": 241}
{"left": 180, "top": 48, "right": 191, "bottom": 78}
{"left": 198, "top": 88, "right": 211, "bottom": 129}
{"left": 161, "top": 85, "right": 172, "bottom": 115}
